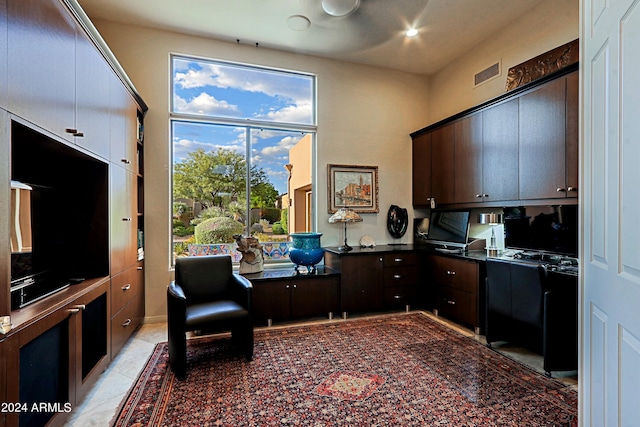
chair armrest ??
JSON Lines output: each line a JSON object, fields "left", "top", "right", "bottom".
{"left": 168, "top": 281, "right": 187, "bottom": 301}
{"left": 167, "top": 281, "right": 187, "bottom": 328}
{"left": 229, "top": 274, "right": 253, "bottom": 312}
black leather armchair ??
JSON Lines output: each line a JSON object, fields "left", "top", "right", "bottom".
{"left": 167, "top": 255, "right": 253, "bottom": 379}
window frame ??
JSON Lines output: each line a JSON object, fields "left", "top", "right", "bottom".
{"left": 169, "top": 54, "right": 318, "bottom": 265}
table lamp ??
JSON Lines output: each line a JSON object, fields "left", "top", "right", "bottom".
{"left": 328, "top": 207, "right": 363, "bottom": 252}
{"left": 478, "top": 212, "right": 504, "bottom": 257}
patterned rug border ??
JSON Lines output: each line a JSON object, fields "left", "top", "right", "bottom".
{"left": 112, "top": 311, "right": 577, "bottom": 427}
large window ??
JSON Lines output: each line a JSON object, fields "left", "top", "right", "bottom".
{"left": 171, "top": 55, "right": 316, "bottom": 263}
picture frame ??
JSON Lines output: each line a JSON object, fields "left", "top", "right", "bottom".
{"left": 327, "top": 164, "right": 379, "bottom": 213}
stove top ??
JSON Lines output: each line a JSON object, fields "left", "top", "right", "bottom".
{"left": 511, "top": 251, "right": 579, "bottom": 276}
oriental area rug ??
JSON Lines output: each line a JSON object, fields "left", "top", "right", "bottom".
{"left": 112, "top": 312, "right": 577, "bottom": 426}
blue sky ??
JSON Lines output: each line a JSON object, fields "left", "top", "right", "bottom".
{"left": 171, "top": 57, "right": 314, "bottom": 195}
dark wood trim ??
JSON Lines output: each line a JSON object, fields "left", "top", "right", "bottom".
{"left": 410, "top": 62, "right": 579, "bottom": 137}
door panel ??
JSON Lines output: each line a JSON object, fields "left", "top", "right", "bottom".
{"left": 582, "top": 0, "right": 640, "bottom": 424}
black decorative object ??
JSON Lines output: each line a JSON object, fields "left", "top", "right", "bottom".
{"left": 387, "top": 205, "right": 408, "bottom": 239}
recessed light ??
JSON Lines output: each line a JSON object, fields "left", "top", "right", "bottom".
{"left": 287, "top": 15, "right": 311, "bottom": 31}
{"left": 406, "top": 28, "right": 418, "bottom": 37}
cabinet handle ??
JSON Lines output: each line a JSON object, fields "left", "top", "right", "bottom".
{"left": 393, "top": 274, "right": 402, "bottom": 279}
{"left": 556, "top": 187, "right": 567, "bottom": 192}
{"left": 568, "top": 187, "right": 577, "bottom": 192}
{"left": 483, "top": 194, "right": 489, "bottom": 198}
{"left": 122, "top": 284, "right": 131, "bottom": 291}
{"left": 293, "top": 284, "right": 297, "bottom": 288}
{"left": 137, "top": 266, "right": 143, "bottom": 270}
{"left": 393, "top": 295, "right": 403, "bottom": 299}
{"left": 285, "top": 285, "right": 290, "bottom": 289}
{"left": 122, "top": 217, "right": 132, "bottom": 221}
{"left": 446, "top": 270, "right": 456, "bottom": 276}
{"left": 475, "top": 194, "right": 482, "bottom": 198}
{"left": 122, "top": 319, "right": 132, "bottom": 327}
{"left": 121, "top": 158, "right": 131, "bottom": 164}
{"left": 394, "top": 258, "right": 403, "bottom": 263}
{"left": 447, "top": 300, "right": 456, "bottom": 305}
{"left": 75, "top": 304, "right": 86, "bottom": 310}
{"left": 73, "top": 132, "right": 84, "bottom": 137}
{"left": 65, "top": 128, "right": 78, "bottom": 134}
{"left": 379, "top": 258, "right": 383, "bottom": 262}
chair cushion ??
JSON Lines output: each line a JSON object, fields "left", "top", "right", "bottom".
{"left": 185, "top": 300, "right": 249, "bottom": 328}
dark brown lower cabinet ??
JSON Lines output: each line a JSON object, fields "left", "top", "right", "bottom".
{"left": 324, "top": 251, "right": 384, "bottom": 316}
{"left": 250, "top": 270, "right": 340, "bottom": 325}
{"left": 3, "top": 278, "right": 111, "bottom": 427}
{"left": 110, "top": 261, "right": 145, "bottom": 356}
{"left": 427, "top": 254, "right": 484, "bottom": 333}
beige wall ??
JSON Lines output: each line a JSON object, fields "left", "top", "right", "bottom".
{"left": 93, "top": 21, "right": 430, "bottom": 321}
{"left": 426, "top": 0, "right": 579, "bottom": 124}
{"left": 288, "top": 134, "right": 312, "bottom": 233}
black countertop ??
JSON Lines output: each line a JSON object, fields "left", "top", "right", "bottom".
{"left": 324, "top": 244, "right": 490, "bottom": 263}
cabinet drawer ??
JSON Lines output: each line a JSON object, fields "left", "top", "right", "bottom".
{"left": 383, "top": 252, "right": 419, "bottom": 267}
{"left": 111, "top": 293, "right": 143, "bottom": 356}
{"left": 111, "top": 263, "right": 143, "bottom": 315}
{"left": 383, "top": 267, "right": 418, "bottom": 287}
{"left": 384, "top": 285, "right": 416, "bottom": 308}
{"left": 437, "top": 286, "right": 477, "bottom": 327}
{"left": 432, "top": 257, "right": 478, "bottom": 293}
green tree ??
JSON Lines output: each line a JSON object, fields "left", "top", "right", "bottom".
{"left": 251, "top": 182, "right": 279, "bottom": 208}
{"left": 173, "top": 148, "right": 270, "bottom": 210}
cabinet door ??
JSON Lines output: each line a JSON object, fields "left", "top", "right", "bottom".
{"left": 110, "top": 78, "right": 137, "bottom": 172}
{"left": 7, "top": 0, "right": 76, "bottom": 141}
{"left": 565, "top": 71, "right": 579, "bottom": 198}
{"left": 110, "top": 165, "right": 137, "bottom": 274}
{"left": 482, "top": 98, "right": 519, "bottom": 202}
{"left": 519, "top": 77, "right": 567, "bottom": 199}
{"left": 75, "top": 29, "right": 111, "bottom": 159}
{"left": 454, "top": 113, "right": 483, "bottom": 203}
{"left": 340, "top": 254, "right": 383, "bottom": 313}
{"left": 291, "top": 276, "right": 340, "bottom": 318}
{"left": 412, "top": 131, "right": 432, "bottom": 206}
{"left": 430, "top": 123, "right": 455, "bottom": 205}
{"left": 74, "top": 281, "right": 110, "bottom": 403}
{"left": 252, "top": 280, "right": 291, "bottom": 323}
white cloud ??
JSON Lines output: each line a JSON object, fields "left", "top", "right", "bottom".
{"left": 260, "top": 136, "right": 300, "bottom": 156}
{"left": 255, "top": 103, "right": 313, "bottom": 124}
{"left": 175, "top": 61, "right": 313, "bottom": 106}
{"left": 173, "top": 93, "right": 240, "bottom": 116}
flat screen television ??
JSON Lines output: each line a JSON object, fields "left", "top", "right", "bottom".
{"left": 425, "top": 209, "right": 471, "bottom": 249}
{"left": 504, "top": 205, "right": 578, "bottom": 257}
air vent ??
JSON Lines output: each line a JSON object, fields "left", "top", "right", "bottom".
{"left": 474, "top": 62, "right": 500, "bottom": 86}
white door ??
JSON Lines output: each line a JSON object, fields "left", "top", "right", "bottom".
{"left": 581, "top": 0, "right": 640, "bottom": 426}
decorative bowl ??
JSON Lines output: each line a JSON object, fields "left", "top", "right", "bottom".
{"left": 289, "top": 232, "right": 324, "bottom": 273}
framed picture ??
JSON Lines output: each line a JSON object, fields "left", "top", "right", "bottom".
{"left": 327, "top": 164, "right": 379, "bottom": 213}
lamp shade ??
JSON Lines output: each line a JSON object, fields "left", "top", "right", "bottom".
{"left": 328, "top": 207, "right": 363, "bottom": 223}
{"left": 478, "top": 213, "right": 503, "bottom": 225}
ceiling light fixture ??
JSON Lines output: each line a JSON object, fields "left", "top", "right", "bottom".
{"left": 321, "top": 0, "right": 360, "bottom": 17}
{"left": 406, "top": 28, "right": 418, "bottom": 37}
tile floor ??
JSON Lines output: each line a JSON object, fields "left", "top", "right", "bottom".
{"left": 63, "top": 311, "right": 578, "bottom": 426}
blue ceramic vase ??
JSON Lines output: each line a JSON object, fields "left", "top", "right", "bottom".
{"left": 289, "top": 232, "right": 324, "bottom": 273}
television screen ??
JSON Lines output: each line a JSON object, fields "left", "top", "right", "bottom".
{"left": 426, "top": 210, "right": 470, "bottom": 247}
{"left": 504, "top": 205, "right": 578, "bottom": 256}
